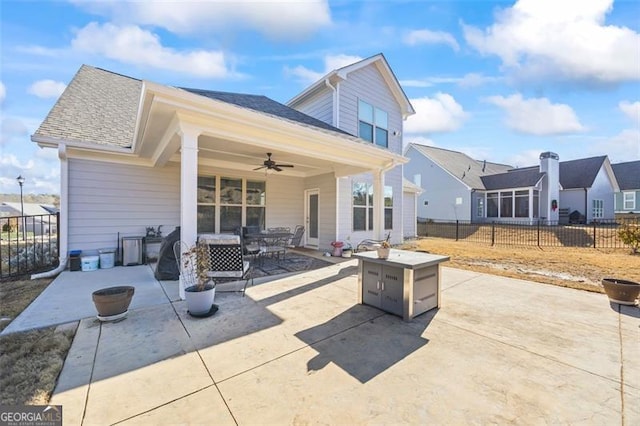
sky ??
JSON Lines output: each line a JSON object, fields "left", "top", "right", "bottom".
{"left": 1, "top": 0, "right": 639, "bottom": 195}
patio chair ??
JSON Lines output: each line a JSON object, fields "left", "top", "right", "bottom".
{"left": 198, "top": 234, "right": 253, "bottom": 296}
{"left": 288, "top": 225, "right": 305, "bottom": 248}
{"left": 356, "top": 232, "right": 391, "bottom": 252}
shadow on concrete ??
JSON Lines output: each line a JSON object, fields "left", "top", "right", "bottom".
{"left": 295, "top": 307, "right": 438, "bottom": 383}
{"left": 611, "top": 302, "right": 640, "bottom": 318}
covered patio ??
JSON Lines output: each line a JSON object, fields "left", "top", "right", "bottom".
{"left": 7, "top": 260, "right": 638, "bottom": 424}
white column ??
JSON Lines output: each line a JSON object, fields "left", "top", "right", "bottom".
{"left": 178, "top": 126, "right": 200, "bottom": 300}
{"left": 372, "top": 169, "right": 385, "bottom": 240}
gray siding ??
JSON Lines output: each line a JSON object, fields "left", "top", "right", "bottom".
{"left": 560, "top": 189, "right": 586, "bottom": 217}
{"left": 338, "top": 65, "right": 404, "bottom": 155}
{"left": 404, "top": 145, "right": 472, "bottom": 221}
{"left": 403, "top": 190, "right": 417, "bottom": 238}
{"left": 587, "top": 166, "right": 616, "bottom": 221}
{"left": 292, "top": 89, "right": 334, "bottom": 126}
{"left": 304, "top": 173, "right": 337, "bottom": 251}
{"left": 68, "top": 159, "right": 180, "bottom": 252}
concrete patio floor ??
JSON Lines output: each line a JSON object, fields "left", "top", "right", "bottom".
{"left": 10, "top": 260, "right": 640, "bottom": 424}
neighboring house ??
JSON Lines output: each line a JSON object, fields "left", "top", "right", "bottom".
{"left": 405, "top": 144, "right": 619, "bottom": 224}
{"left": 32, "top": 54, "right": 414, "bottom": 267}
{"left": 402, "top": 178, "right": 422, "bottom": 239}
{"left": 612, "top": 160, "right": 640, "bottom": 217}
{"left": 0, "top": 202, "right": 57, "bottom": 235}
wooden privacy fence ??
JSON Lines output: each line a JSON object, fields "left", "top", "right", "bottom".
{"left": 1, "top": 213, "right": 60, "bottom": 279}
{"left": 417, "top": 217, "right": 639, "bottom": 249}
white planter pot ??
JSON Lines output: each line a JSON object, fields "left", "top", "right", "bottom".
{"left": 185, "top": 283, "right": 215, "bottom": 315}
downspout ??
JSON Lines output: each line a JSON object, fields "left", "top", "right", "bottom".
{"left": 32, "top": 144, "right": 68, "bottom": 279}
{"left": 325, "top": 78, "right": 339, "bottom": 128}
{"left": 584, "top": 188, "right": 588, "bottom": 223}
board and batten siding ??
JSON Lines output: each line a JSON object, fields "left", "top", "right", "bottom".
{"left": 68, "top": 159, "right": 180, "bottom": 252}
{"left": 338, "top": 64, "right": 404, "bottom": 155}
{"left": 304, "top": 173, "right": 336, "bottom": 251}
{"left": 291, "top": 89, "right": 334, "bottom": 127}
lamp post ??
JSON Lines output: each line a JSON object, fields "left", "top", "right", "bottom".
{"left": 16, "top": 175, "right": 25, "bottom": 240}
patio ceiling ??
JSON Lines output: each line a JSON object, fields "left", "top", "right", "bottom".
{"left": 135, "top": 82, "right": 407, "bottom": 178}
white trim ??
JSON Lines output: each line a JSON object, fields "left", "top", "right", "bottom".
{"left": 623, "top": 191, "right": 636, "bottom": 210}
{"left": 304, "top": 188, "right": 320, "bottom": 247}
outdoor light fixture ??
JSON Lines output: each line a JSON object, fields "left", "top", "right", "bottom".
{"left": 16, "top": 175, "right": 25, "bottom": 240}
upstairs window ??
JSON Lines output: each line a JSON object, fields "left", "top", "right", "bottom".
{"left": 358, "top": 100, "right": 388, "bottom": 148}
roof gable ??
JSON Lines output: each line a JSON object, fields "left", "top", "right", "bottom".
{"left": 612, "top": 161, "right": 640, "bottom": 190}
{"left": 408, "top": 143, "right": 512, "bottom": 190}
{"left": 288, "top": 53, "right": 415, "bottom": 119}
{"left": 559, "top": 156, "right": 607, "bottom": 189}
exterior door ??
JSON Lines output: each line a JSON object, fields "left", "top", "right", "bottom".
{"left": 305, "top": 189, "right": 319, "bottom": 247}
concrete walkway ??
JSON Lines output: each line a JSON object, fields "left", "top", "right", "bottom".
{"left": 14, "top": 262, "right": 640, "bottom": 424}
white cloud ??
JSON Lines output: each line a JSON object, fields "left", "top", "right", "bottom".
{"left": 485, "top": 94, "right": 585, "bottom": 135}
{"left": 403, "top": 29, "right": 460, "bottom": 51}
{"left": 1, "top": 117, "right": 29, "bottom": 146}
{"left": 404, "top": 93, "right": 468, "bottom": 134}
{"left": 463, "top": 0, "right": 640, "bottom": 85}
{"left": 400, "top": 73, "right": 500, "bottom": 88}
{"left": 0, "top": 81, "right": 5, "bottom": 104}
{"left": 71, "top": 22, "right": 234, "bottom": 78}
{"left": 70, "top": 0, "right": 331, "bottom": 40}
{"left": 0, "top": 151, "right": 59, "bottom": 194}
{"left": 28, "top": 80, "right": 67, "bottom": 99}
{"left": 286, "top": 54, "right": 363, "bottom": 85}
{"left": 507, "top": 150, "right": 544, "bottom": 168}
{"left": 589, "top": 129, "right": 640, "bottom": 162}
{"left": 619, "top": 101, "right": 640, "bottom": 124}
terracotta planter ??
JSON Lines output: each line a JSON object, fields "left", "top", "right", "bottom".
{"left": 92, "top": 286, "right": 135, "bottom": 317}
{"left": 377, "top": 247, "right": 390, "bottom": 259}
{"left": 602, "top": 278, "right": 640, "bottom": 305}
{"left": 185, "top": 283, "right": 216, "bottom": 315}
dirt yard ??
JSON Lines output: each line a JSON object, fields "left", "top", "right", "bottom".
{"left": 400, "top": 238, "right": 640, "bottom": 293}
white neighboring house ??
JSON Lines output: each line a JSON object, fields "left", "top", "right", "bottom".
{"left": 405, "top": 144, "right": 619, "bottom": 224}
{"left": 32, "top": 54, "right": 415, "bottom": 269}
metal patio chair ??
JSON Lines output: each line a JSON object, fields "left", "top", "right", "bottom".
{"left": 198, "top": 234, "right": 253, "bottom": 296}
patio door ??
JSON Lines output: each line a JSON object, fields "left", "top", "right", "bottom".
{"left": 305, "top": 189, "right": 319, "bottom": 247}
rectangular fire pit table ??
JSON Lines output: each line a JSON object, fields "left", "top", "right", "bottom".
{"left": 354, "top": 249, "right": 450, "bottom": 321}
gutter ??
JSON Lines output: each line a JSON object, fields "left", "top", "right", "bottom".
{"left": 32, "top": 144, "right": 68, "bottom": 279}
{"left": 325, "top": 78, "right": 339, "bottom": 127}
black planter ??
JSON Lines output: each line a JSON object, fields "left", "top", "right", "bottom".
{"left": 92, "top": 286, "right": 135, "bottom": 317}
{"left": 602, "top": 278, "right": 640, "bottom": 305}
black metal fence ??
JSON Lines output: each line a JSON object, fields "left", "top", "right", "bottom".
{"left": 417, "top": 217, "right": 639, "bottom": 249}
{"left": 1, "top": 213, "right": 60, "bottom": 279}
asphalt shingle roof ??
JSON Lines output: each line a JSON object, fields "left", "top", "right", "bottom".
{"left": 180, "top": 88, "right": 352, "bottom": 136}
{"left": 559, "top": 156, "right": 607, "bottom": 189}
{"left": 409, "top": 144, "right": 513, "bottom": 190}
{"left": 612, "top": 161, "right": 640, "bottom": 190}
{"left": 481, "top": 169, "right": 545, "bottom": 190}
{"left": 35, "top": 65, "right": 142, "bottom": 148}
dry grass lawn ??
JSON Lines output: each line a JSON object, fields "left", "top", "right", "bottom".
{"left": 0, "top": 277, "right": 75, "bottom": 405}
{"left": 400, "top": 237, "right": 640, "bottom": 292}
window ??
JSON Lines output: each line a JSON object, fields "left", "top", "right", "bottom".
{"left": 197, "top": 176, "right": 216, "bottom": 233}
{"left": 477, "top": 197, "right": 484, "bottom": 217}
{"left": 592, "top": 199, "right": 604, "bottom": 219}
{"left": 487, "top": 192, "right": 499, "bottom": 217}
{"left": 384, "top": 186, "right": 393, "bottom": 230}
{"left": 515, "top": 190, "right": 529, "bottom": 218}
{"left": 358, "top": 100, "right": 388, "bottom": 148}
{"left": 623, "top": 192, "right": 636, "bottom": 210}
{"left": 197, "top": 175, "right": 266, "bottom": 233}
{"left": 353, "top": 182, "right": 375, "bottom": 231}
{"left": 532, "top": 191, "right": 539, "bottom": 218}
{"left": 500, "top": 191, "right": 513, "bottom": 218}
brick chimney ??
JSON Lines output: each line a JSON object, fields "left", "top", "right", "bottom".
{"left": 539, "top": 152, "right": 560, "bottom": 223}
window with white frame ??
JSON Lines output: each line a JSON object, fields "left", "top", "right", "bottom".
{"left": 500, "top": 191, "right": 513, "bottom": 218}
{"left": 487, "top": 192, "right": 499, "bottom": 217}
{"left": 592, "top": 199, "right": 604, "bottom": 219}
{"left": 358, "top": 100, "right": 388, "bottom": 148}
{"left": 623, "top": 192, "right": 636, "bottom": 210}
{"left": 514, "top": 190, "right": 529, "bottom": 218}
{"left": 353, "top": 182, "right": 373, "bottom": 231}
{"left": 477, "top": 197, "right": 484, "bottom": 217}
{"left": 384, "top": 186, "right": 393, "bottom": 230}
{"left": 197, "top": 175, "right": 266, "bottom": 233}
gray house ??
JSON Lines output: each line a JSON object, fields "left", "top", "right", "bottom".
{"left": 612, "top": 160, "right": 640, "bottom": 217}
{"left": 405, "top": 144, "right": 619, "bottom": 224}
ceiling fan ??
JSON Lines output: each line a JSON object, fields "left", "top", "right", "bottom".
{"left": 253, "top": 153, "right": 294, "bottom": 172}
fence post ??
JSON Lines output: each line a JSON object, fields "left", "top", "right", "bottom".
{"left": 455, "top": 220, "right": 459, "bottom": 241}
{"left": 537, "top": 219, "right": 541, "bottom": 248}
{"left": 593, "top": 221, "right": 597, "bottom": 248}
{"left": 491, "top": 221, "right": 495, "bottom": 246}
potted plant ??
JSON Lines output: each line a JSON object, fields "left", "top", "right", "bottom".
{"left": 377, "top": 241, "right": 391, "bottom": 259}
{"left": 92, "top": 286, "right": 135, "bottom": 321}
{"left": 182, "top": 243, "right": 216, "bottom": 316}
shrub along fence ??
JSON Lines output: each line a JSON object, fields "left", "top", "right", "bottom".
{"left": 417, "top": 217, "right": 639, "bottom": 249}
{"left": 1, "top": 213, "right": 59, "bottom": 279}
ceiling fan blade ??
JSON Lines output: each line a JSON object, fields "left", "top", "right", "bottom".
{"left": 276, "top": 164, "right": 294, "bottom": 168}
{"left": 253, "top": 166, "right": 265, "bottom": 171}
{"left": 273, "top": 166, "right": 283, "bottom": 172}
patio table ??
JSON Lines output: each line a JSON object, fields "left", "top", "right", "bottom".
{"left": 246, "top": 231, "right": 293, "bottom": 263}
